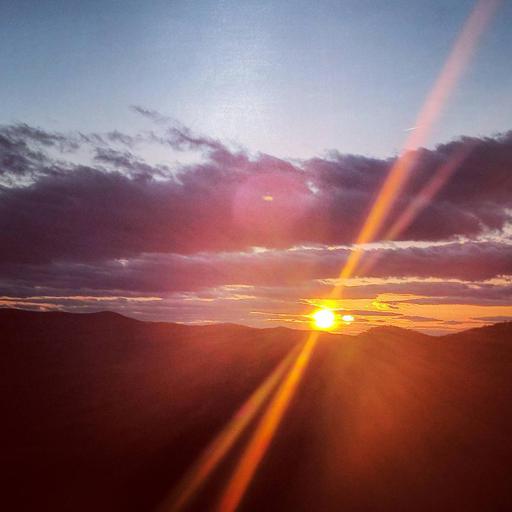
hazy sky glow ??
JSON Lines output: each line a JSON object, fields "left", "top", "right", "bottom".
{"left": 1, "top": 0, "right": 511, "bottom": 333}
{"left": 2, "top": 0, "right": 512, "bottom": 158}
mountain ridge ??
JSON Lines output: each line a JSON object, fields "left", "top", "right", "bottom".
{"left": 2, "top": 306, "right": 512, "bottom": 511}
{"left": 2, "top": 307, "right": 510, "bottom": 339}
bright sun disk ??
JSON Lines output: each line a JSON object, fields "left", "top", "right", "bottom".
{"left": 312, "top": 309, "right": 336, "bottom": 329}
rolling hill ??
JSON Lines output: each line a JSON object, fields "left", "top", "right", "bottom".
{"left": 2, "top": 309, "right": 512, "bottom": 511}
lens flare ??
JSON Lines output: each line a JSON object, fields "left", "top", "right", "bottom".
{"left": 355, "top": 144, "right": 475, "bottom": 278}
{"left": 159, "top": 4, "right": 502, "bottom": 512}
{"left": 342, "top": 314, "right": 355, "bottom": 324}
{"left": 330, "top": 0, "right": 500, "bottom": 299}
{"left": 158, "top": 343, "right": 301, "bottom": 512}
{"left": 217, "top": 332, "right": 319, "bottom": 512}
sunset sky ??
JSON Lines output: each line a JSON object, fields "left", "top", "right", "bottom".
{"left": 1, "top": 0, "right": 512, "bottom": 334}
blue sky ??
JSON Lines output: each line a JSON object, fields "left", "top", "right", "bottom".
{"left": 1, "top": 0, "right": 511, "bottom": 159}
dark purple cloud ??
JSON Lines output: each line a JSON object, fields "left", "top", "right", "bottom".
{"left": 1, "top": 122, "right": 512, "bottom": 266}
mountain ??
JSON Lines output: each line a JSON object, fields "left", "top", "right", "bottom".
{"left": 2, "top": 309, "right": 512, "bottom": 511}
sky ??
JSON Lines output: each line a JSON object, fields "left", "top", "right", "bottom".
{"left": 1, "top": 0, "right": 512, "bottom": 334}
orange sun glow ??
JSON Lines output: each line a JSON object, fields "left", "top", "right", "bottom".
{"left": 312, "top": 309, "right": 336, "bottom": 330}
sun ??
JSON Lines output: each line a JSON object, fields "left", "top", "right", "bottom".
{"left": 312, "top": 308, "right": 336, "bottom": 330}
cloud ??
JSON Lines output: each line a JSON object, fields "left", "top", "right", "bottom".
{"left": 340, "top": 309, "right": 399, "bottom": 317}
{"left": 1, "top": 121, "right": 512, "bottom": 264}
{"left": 470, "top": 315, "right": 512, "bottom": 323}
{"left": 0, "top": 118, "right": 511, "bottom": 329}
{"left": 399, "top": 315, "right": 439, "bottom": 322}
{"left": 1, "top": 246, "right": 511, "bottom": 310}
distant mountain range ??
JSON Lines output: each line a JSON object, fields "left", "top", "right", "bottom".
{"left": 2, "top": 309, "right": 512, "bottom": 511}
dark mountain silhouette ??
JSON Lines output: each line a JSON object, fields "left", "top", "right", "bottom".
{"left": 2, "top": 309, "right": 512, "bottom": 511}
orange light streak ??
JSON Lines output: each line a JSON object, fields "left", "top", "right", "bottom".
{"left": 217, "top": 331, "right": 319, "bottom": 512}
{"left": 331, "top": 0, "right": 499, "bottom": 297}
{"left": 386, "top": 145, "right": 474, "bottom": 241}
{"left": 165, "top": 3, "right": 501, "bottom": 512}
{"left": 355, "top": 143, "right": 475, "bottom": 277}
{"left": 159, "top": 342, "right": 301, "bottom": 512}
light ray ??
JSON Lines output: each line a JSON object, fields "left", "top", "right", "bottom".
{"left": 158, "top": 342, "right": 302, "bottom": 512}
{"left": 164, "top": 3, "right": 501, "bottom": 511}
{"left": 385, "top": 144, "right": 475, "bottom": 241}
{"left": 356, "top": 142, "right": 475, "bottom": 277}
{"left": 330, "top": 0, "right": 499, "bottom": 298}
{"left": 217, "top": 332, "right": 319, "bottom": 512}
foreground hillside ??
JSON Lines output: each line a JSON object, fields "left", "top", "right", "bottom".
{"left": 2, "top": 309, "right": 512, "bottom": 511}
